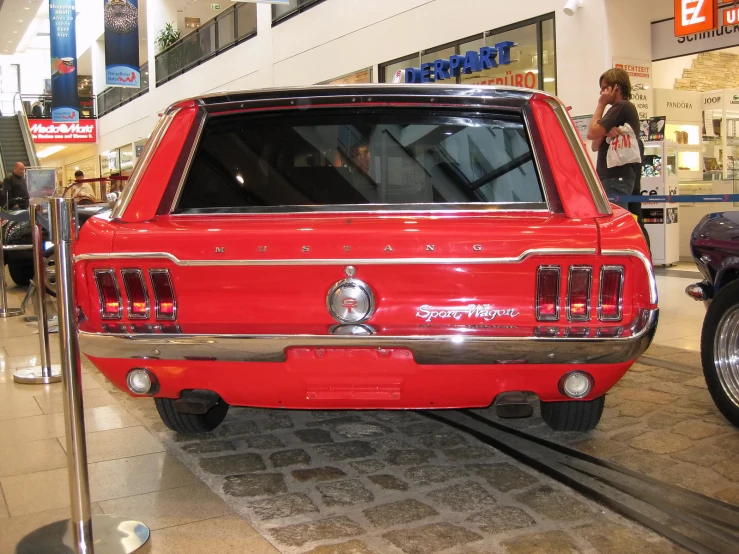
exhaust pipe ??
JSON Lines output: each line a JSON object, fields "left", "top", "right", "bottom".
{"left": 175, "top": 390, "right": 221, "bottom": 414}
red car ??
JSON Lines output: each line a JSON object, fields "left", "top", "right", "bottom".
{"left": 76, "top": 85, "right": 658, "bottom": 434}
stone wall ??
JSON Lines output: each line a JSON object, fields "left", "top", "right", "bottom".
{"left": 675, "top": 51, "right": 739, "bottom": 91}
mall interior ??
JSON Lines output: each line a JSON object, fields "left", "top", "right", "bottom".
{"left": 0, "top": 0, "right": 737, "bottom": 552}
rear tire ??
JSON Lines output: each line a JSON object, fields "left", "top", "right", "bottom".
{"left": 540, "top": 396, "right": 605, "bottom": 432}
{"left": 8, "top": 262, "right": 34, "bottom": 287}
{"left": 155, "top": 397, "right": 229, "bottom": 434}
{"left": 700, "top": 280, "right": 739, "bottom": 428}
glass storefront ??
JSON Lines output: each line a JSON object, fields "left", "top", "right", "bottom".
{"left": 321, "top": 68, "right": 372, "bottom": 85}
{"left": 379, "top": 14, "right": 556, "bottom": 93}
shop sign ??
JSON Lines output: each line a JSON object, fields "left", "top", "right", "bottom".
{"left": 403, "top": 43, "right": 515, "bottom": 83}
{"left": 653, "top": 17, "right": 739, "bottom": 60}
{"left": 613, "top": 58, "right": 652, "bottom": 119}
{"left": 28, "top": 119, "right": 97, "bottom": 143}
{"left": 674, "top": 0, "right": 718, "bottom": 37}
{"left": 654, "top": 89, "right": 702, "bottom": 121}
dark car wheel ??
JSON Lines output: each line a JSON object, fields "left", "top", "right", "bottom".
{"left": 154, "top": 397, "right": 229, "bottom": 434}
{"left": 7, "top": 262, "right": 34, "bottom": 287}
{"left": 701, "top": 280, "right": 739, "bottom": 428}
{"left": 540, "top": 396, "right": 605, "bottom": 432}
{"left": 43, "top": 247, "right": 57, "bottom": 298}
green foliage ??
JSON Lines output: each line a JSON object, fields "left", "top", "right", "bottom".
{"left": 155, "top": 22, "right": 181, "bottom": 53}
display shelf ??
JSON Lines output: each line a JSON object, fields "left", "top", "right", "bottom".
{"left": 640, "top": 140, "right": 680, "bottom": 266}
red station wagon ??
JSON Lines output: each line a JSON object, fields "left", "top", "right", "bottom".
{"left": 76, "top": 85, "right": 658, "bottom": 434}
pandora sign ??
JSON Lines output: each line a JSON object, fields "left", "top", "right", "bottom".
{"left": 28, "top": 119, "right": 97, "bottom": 143}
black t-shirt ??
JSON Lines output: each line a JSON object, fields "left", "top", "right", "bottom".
{"left": 596, "top": 100, "right": 643, "bottom": 181}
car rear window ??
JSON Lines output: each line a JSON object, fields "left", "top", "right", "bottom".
{"left": 174, "top": 110, "right": 545, "bottom": 213}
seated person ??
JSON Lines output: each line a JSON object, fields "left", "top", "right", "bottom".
{"left": 64, "top": 171, "right": 96, "bottom": 203}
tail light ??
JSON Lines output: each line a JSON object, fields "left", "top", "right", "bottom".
{"left": 599, "top": 266, "right": 624, "bottom": 321}
{"left": 150, "top": 269, "right": 176, "bottom": 320}
{"left": 94, "top": 269, "right": 122, "bottom": 319}
{"left": 536, "top": 266, "right": 560, "bottom": 321}
{"left": 121, "top": 269, "right": 149, "bottom": 319}
{"left": 567, "top": 266, "right": 592, "bottom": 321}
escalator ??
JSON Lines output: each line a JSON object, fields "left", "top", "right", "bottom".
{"left": 0, "top": 113, "right": 38, "bottom": 176}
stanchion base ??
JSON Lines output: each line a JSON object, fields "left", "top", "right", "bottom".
{"left": 15, "top": 514, "right": 150, "bottom": 553}
{"left": 13, "top": 365, "right": 63, "bottom": 384}
{"left": 0, "top": 308, "right": 23, "bottom": 318}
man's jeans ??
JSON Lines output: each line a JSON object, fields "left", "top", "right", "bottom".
{"left": 601, "top": 177, "right": 634, "bottom": 210}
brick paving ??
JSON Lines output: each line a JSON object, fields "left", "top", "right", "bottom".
{"left": 88, "top": 345, "right": 732, "bottom": 553}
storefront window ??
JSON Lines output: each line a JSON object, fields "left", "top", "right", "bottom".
{"left": 382, "top": 54, "right": 418, "bottom": 83}
{"left": 322, "top": 68, "right": 372, "bottom": 85}
{"left": 541, "top": 18, "right": 556, "bottom": 94}
{"left": 380, "top": 14, "right": 556, "bottom": 94}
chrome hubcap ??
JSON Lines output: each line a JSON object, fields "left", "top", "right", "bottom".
{"left": 714, "top": 306, "right": 739, "bottom": 408}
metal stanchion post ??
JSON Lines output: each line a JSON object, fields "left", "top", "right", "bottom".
{"left": 14, "top": 201, "right": 62, "bottom": 384}
{"left": 0, "top": 213, "right": 23, "bottom": 318}
{"left": 15, "top": 198, "right": 150, "bottom": 554}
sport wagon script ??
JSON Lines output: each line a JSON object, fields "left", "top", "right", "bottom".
{"left": 416, "top": 304, "right": 520, "bottom": 322}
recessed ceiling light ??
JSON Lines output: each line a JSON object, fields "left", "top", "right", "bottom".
{"left": 13, "top": 31, "right": 17, "bottom": 34}
{"left": 18, "top": 20, "right": 23, "bottom": 22}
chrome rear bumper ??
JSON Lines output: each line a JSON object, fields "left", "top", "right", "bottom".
{"left": 79, "top": 309, "right": 658, "bottom": 366}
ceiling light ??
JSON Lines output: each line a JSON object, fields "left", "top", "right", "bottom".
{"left": 18, "top": 20, "right": 23, "bottom": 23}
{"left": 37, "top": 145, "right": 67, "bottom": 159}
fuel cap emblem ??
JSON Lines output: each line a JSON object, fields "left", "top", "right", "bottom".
{"left": 327, "top": 276, "right": 375, "bottom": 324}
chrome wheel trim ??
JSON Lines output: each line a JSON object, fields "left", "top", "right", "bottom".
{"left": 713, "top": 305, "right": 739, "bottom": 408}
{"left": 44, "top": 252, "right": 57, "bottom": 296}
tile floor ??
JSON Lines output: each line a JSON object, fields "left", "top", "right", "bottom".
{"left": 0, "top": 263, "right": 710, "bottom": 553}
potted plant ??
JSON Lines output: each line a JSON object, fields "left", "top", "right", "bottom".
{"left": 155, "top": 23, "right": 182, "bottom": 79}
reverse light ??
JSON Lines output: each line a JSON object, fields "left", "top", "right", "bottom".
{"left": 599, "top": 266, "right": 624, "bottom": 321}
{"left": 126, "top": 368, "right": 158, "bottom": 395}
{"left": 94, "top": 269, "right": 122, "bottom": 319}
{"left": 536, "top": 266, "right": 560, "bottom": 321}
{"left": 150, "top": 269, "right": 176, "bottom": 320}
{"left": 560, "top": 371, "right": 593, "bottom": 398}
{"left": 121, "top": 269, "right": 150, "bottom": 319}
{"left": 567, "top": 266, "right": 592, "bottom": 321}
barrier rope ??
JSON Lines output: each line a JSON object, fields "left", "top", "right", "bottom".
{"left": 609, "top": 194, "right": 739, "bottom": 204}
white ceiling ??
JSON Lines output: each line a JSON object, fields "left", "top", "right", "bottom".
{"left": 0, "top": 0, "right": 45, "bottom": 55}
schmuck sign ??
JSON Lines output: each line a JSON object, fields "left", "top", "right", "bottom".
{"left": 403, "top": 42, "right": 515, "bottom": 83}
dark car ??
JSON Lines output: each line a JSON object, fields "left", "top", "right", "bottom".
{"left": 3, "top": 204, "right": 111, "bottom": 293}
{"left": 687, "top": 210, "right": 739, "bottom": 428}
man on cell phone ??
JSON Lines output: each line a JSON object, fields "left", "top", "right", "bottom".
{"left": 586, "top": 68, "right": 644, "bottom": 212}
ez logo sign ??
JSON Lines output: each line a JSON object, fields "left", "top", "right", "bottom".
{"left": 674, "top": 0, "right": 717, "bottom": 36}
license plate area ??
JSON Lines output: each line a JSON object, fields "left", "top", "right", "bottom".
{"left": 287, "top": 347, "right": 412, "bottom": 401}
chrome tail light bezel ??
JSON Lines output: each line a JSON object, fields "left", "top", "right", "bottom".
{"left": 536, "top": 265, "right": 561, "bottom": 322}
{"left": 149, "top": 269, "right": 177, "bottom": 321}
{"left": 598, "top": 265, "right": 625, "bottom": 322}
{"left": 567, "top": 265, "right": 592, "bottom": 322}
{"left": 121, "top": 269, "right": 150, "bottom": 320}
{"left": 94, "top": 268, "right": 123, "bottom": 320}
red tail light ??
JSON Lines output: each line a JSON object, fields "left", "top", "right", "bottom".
{"left": 121, "top": 270, "right": 150, "bottom": 319}
{"left": 536, "top": 266, "right": 560, "bottom": 321}
{"left": 599, "top": 266, "right": 624, "bottom": 321}
{"left": 94, "top": 269, "right": 122, "bottom": 320}
{"left": 567, "top": 266, "right": 592, "bottom": 321}
{"left": 150, "top": 269, "right": 176, "bottom": 320}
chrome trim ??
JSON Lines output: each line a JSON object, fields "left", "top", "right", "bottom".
{"left": 536, "top": 265, "right": 561, "bottom": 322}
{"left": 121, "top": 269, "right": 150, "bottom": 320}
{"left": 521, "top": 108, "right": 552, "bottom": 212}
{"left": 601, "top": 248, "right": 657, "bottom": 305}
{"left": 79, "top": 309, "right": 658, "bottom": 366}
{"left": 111, "top": 110, "right": 179, "bottom": 220}
{"left": 543, "top": 98, "right": 611, "bottom": 216}
{"left": 149, "top": 269, "right": 177, "bottom": 321}
{"left": 171, "top": 203, "right": 550, "bottom": 217}
{"left": 75, "top": 248, "right": 597, "bottom": 267}
{"left": 598, "top": 265, "right": 625, "bottom": 322}
{"left": 2, "top": 244, "right": 33, "bottom": 251}
{"left": 170, "top": 114, "right": 207, "bottom": 213}
{"left": 567, "top": 266, "right": 592, "bottom": 322}
{"left": 93, "top": 269, "right": 122, "bottom": 320}
{"left": 326, "top": 277, "right": 376, "bottom": 324}
{"left": 685, "top": 283, "right": 707, "bottom": 301}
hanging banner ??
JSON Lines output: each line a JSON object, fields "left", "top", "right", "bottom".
{"left": 49, "top": 0, "right": 79, "bottom": 123}
{"left": 104, "top": 0, "right": 141, "bottom": 88}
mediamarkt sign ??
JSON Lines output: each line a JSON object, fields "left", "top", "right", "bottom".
{"left": 28, "top": 119, "right": 97, "bottom": 143}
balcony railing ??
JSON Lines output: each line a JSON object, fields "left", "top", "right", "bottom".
{"left": 97, "top": 62, "right": 150, "bottom": 118}
{"left": 2, "top": 92, "right": 97, "bottom": 119}
{"left": 155, "top": 2, "right": 257, "bottom": 87}
{"left": 272, "top": 0, "right": 327, "bottom": 25}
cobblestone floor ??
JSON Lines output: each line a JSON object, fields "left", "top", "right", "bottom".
{"left": 89, "top": 343, "right": 736, "bottom": 554}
